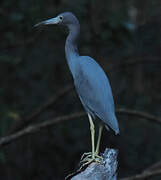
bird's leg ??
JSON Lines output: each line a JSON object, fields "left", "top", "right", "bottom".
{"left": 95, "top": 124, "right": 103, "bottom": 156}
{"left": 80, "top": 114, "right": 104, "bottom": 166}
{"left": 88, "top": 113, "right": 95, "bottom": 159}
{"left": 81, "top": 124, "right": 103, "bottom": 161}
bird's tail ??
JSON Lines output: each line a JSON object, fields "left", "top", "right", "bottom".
{"left": 105, "top": 115, "right": 120, "bottom": 135}
{"left": 105, "top": 125, "right": 120, "bottom": 135}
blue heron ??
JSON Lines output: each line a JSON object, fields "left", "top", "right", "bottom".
{"left": 35, "top": 12, "right": 119, "bottom": 165}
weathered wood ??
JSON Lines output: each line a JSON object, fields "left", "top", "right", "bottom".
{"left": 71, "top": 148, "right": 118, "bottom": 180}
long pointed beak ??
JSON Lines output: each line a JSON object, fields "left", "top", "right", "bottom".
{"left": 34, "top": 17, "right": 60, "bottom": 27}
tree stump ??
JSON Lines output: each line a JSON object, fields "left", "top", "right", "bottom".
{"left": 68, "top": 148, "right": 118, "bottom": 180}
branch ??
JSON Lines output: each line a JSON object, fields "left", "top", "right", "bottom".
{"left": 120, "top": 168, "right": 161, "bottom": 180}
{"left": 120, "top": 158, "right": 161, "bottom": 180}
{"left": 26, "top": 86, "right": 73, "bottom": 120}
{"left": 143, "top": 160, "right": 161, "bottom": 172}
{"left": 0, "top": 112, "right": 85, "bottom": 148}
{"left": 116, "top": 108, "right": 161, "bottom": 125}
{"left": 68, "top": 148, "right": 118, "bottom": 180}
{"left": 1, "top": 108, "right": 161, "bottom": 149}
{"left": 9, "top": 85, "right": 73, "bottom": 134}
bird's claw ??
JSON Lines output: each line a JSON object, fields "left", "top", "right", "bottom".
{"left": 80, "top": 152, "right": 104, "bottom": 167}
{"left": 80, "top": 152, "right": 103, "bottom": 162}
{"left": 80, "top": 152, "right": 92, "bottom": 161}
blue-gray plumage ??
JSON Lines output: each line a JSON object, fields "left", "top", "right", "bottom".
{"left": 74, "top": 56, "right": 119, "bottom": 133}
{"left": 35, "top": 12, "right": 119, "bottom": 164}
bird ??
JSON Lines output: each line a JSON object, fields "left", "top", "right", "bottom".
{"left": 35, "top": 12, "right": 119, "bottom": 165}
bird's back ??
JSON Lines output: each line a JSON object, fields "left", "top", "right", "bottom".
{"left": 74, "top": 56, "right": 119, "bottom": 134}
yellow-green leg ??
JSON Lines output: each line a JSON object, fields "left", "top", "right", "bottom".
{"left": 88, "top": 113, "right": 95, "bottom": 159}
{"left": 80, "top": 114, "right": 104, "bottom": 166}
{"left": 95, "top": 124, "right": 103, "bottom": 155}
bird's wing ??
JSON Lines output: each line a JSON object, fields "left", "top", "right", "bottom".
{"left": 75, "top": 56, "right": 119, "bottom": 133}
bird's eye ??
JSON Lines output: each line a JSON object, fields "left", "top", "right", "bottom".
{"left": 59, "top": 16, "right": 63, "bottom": 20}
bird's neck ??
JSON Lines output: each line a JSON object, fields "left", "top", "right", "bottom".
{"left": 65, "top": 24, "right": 80, "bottom": 77}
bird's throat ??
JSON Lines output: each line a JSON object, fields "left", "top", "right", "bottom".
{"left": 65, "top": 24, "right": 80, "bottom": 77}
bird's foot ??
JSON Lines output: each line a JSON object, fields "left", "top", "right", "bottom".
{"left": 80, "top": 152, "right": 103, "bottom": 161}
{"left": 79, "top": 152, "right": 104, "bottom": 168}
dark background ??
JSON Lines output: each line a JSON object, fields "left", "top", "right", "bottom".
{"left": 0, "top": 0, "right": 161, "bottom": 179}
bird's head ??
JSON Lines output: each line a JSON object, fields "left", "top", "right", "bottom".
{"left": 34, "top": 12, "right": 79, "bottom": 28}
